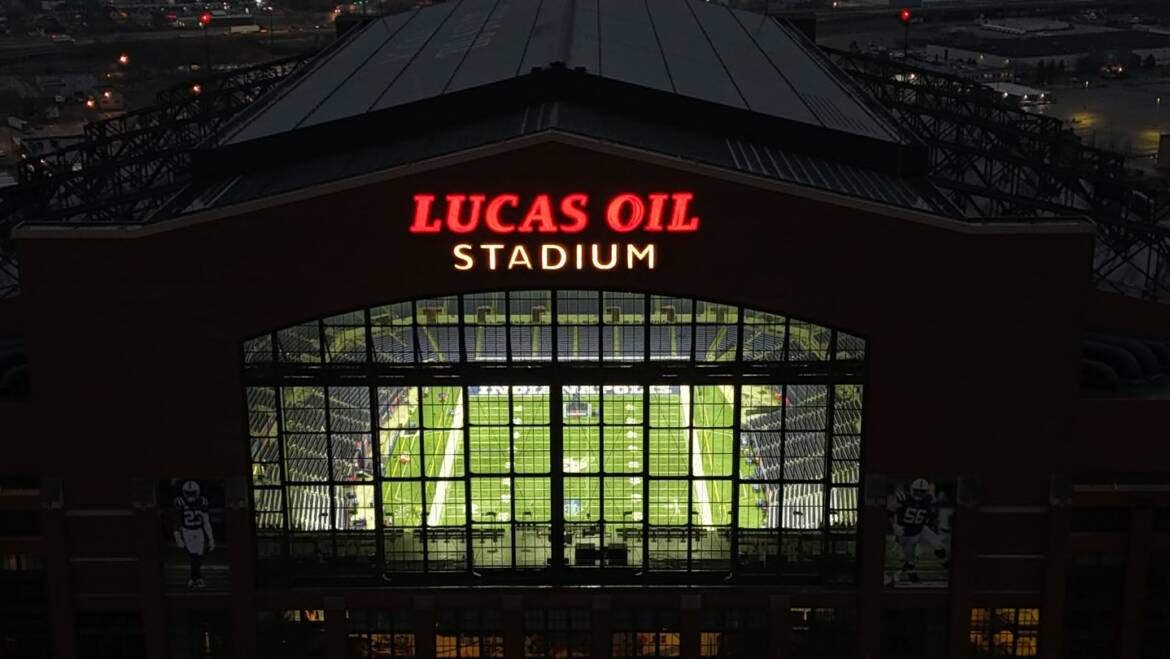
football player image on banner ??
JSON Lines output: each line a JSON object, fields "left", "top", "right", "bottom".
{"left": 883, "top": 477, "right": 955, "bottom": 588}
{"left": 159, "top": 479, "right": 229, "bottom": 590}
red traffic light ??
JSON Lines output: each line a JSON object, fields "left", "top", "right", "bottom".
{"left": 199, "top": 12, "right": 212, "bottom": 26}
{"left": 900, "top": 8, "right": 912, "bottom": 23}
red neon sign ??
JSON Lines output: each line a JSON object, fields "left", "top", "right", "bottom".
{"left": 410, "top": 192, "right": 699, "bottom": 235}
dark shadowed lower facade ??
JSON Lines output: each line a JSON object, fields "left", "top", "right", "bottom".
{"left": 2, "top": 1, "right": 1170, "bottom": 659}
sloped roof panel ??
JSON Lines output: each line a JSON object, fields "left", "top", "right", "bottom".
{"left": 689, "top": 0, "right": 816, "bottom": 122}
{"left": 215, "top": 0, "right": 909, "bottom": 157}
{"left": 222, "top": 9, "right": 420, "bottom": 143}
{"left": 563, "top": 0, "right": 600, "bottom": 73}
{"left": 448, "top": 0, "right": 546, "bottom": 92}
{"left": 645, "top": 0, "right": 746, "bottom": 109}
{"left": 731, "top": 11, "right": 898, "bottom": 140}
{"left": 299, "top": 3, "right": 461, "bottom": 126}
{"left": 595, "top": 0, "right": 673, "bottom": 93}
{"left": 368, "top": 0, "right": 501, "bottom": 112}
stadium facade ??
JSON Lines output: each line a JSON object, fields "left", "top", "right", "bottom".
{"left": 2, "top": 1, "right": 1170, "bottom": 659}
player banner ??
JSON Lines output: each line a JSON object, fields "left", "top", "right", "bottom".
{"left": 159, "top": 479, "right": 229, "bottom": 591}
{"left": 883, "top": 476, "right": 955, "bottom": 588}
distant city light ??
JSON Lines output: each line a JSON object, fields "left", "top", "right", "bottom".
{"left": 118, "top": 52, "right": 129, "bottom": 66}
{"left": 192, "top": 83, "right": 203, "bottom": 94}
{"left": 102, "top": 90, "right": 112, "bottom": 99}
{"left": 84, "top": 98, "right": 96, "bottom": 109}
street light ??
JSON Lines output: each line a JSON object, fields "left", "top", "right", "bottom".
{"left": 191, "top": 83, "right": 203, "bottom": 95}
{"left": 117, "top": 52, "right": 129, "bottom": 66}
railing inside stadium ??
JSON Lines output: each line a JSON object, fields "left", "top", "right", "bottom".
{"left": 243, "top": 290, "right": 866, "bottom": 585}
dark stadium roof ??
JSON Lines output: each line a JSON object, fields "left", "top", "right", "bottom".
{"left": 218, "top": 0, "right": 904, "bottom": 147}
{"left": 173, "top": 0, "right": 947, "bottom": 219}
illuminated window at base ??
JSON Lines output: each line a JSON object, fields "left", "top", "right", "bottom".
{"left": 968, "top": 608, "right": 1039, "bottom": 657}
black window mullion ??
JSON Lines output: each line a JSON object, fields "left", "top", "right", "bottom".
{"left": 595, "top": 293, "right": 603, "bottom": 365}
{"left": 782, "top": 317, "right": 792, "bottom": 363}
{"left": 777, "top": 383, "right": 789, "bottom": 577}
{"left": 411, "top": 301, "right": 421, "bottom": 365}
{"left": 509, "top": 385, "right": 517, "bottom": 569}
{"left": 369, "top": 384, "right": 384, "bottom": 575}
{"left": 642, "top": 381, "right": 651, "bottom": 574}
{"left": 505, "top": 293, "right": 513, "bottom": 364}
{"left": 734, "top": 306, "right": 745, "bottom": 363}
{"left": 550, "top": 384, "right": 564, "bottom": 575}
{"left": 596, "top": 384, "right": 606, "bottom": 568}
{"left": 642, "top": 293, "right": 650, "bottom": 363}
{"left": 551, "top": 289, "right": 559, "bottom": 365}
{"left": 274, "top": 386, "right": 290, "bottom": 564}
{"left": 686, "top": 384, "right": 693, "bottom": 573}
{"left": 690, "top": 300, "right": 698, "bottom": 363}
{"left": 730, "top": 381, "right": 741, "bottom": 575}
{"left": 323, "top": 386, "right": 337, "bottom": 555}
{"left": 462, "top": 384, "right": 473, "bottom": 574}
{"left": 822, "top": 379, "right": 836, "bottom": 564}
{"left": 318, "top": 319, "right": 327, "bottom": 364}
{"left": 457, "top": 295, "right": 468, "bottom": 364}
{"left": 419, "top": 386, "right": 430, "bottom": 572}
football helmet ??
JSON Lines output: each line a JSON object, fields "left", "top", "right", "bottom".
{"left": 909, "top": 478, "right": 931, "bottom": 497}
{"left": 181, "top": 480, "right": 201, "bottom": 502}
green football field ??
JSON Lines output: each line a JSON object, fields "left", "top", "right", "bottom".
{"left": 378, "top": 384, "right": 770, "bottom": 531}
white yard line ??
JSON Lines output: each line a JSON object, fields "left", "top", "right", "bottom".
{"left": 681, "top": 386, "right": 714, "bottom": 526}
{"left": 427, "top": 391, "right": 465, "bottom": 527}
{"left": 718, "top": 385, "right": 734, "bottom": 408}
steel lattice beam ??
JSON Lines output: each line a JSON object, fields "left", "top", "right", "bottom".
{"left": 0, "top": 55, "right": 309, "bottom": 297}
{"left": 826, "top": 48, "right": 1170, "bottom": 301}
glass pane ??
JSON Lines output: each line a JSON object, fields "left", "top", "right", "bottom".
{"left": 323, "top": 311, "right": 367, "bottom": 364}
{"left": 788, "top": 320, "right": 831, "bottom": 361}
{"left": 383, "top": 480, "right": 423, "bottom": 528}
{"left": 244, "top": 334, "right": 274, "bottom": 365}
{"left": 425, "top": 480, "right": 465, "bottom": 526}
{"left": 277, "top": 323, "right": 321, "bottom": 364}
{"left": 557, "top": 291, "right": 599, "bottom": 362}
{"left": 743, "top": 310, "right": 785, "bottom": 362}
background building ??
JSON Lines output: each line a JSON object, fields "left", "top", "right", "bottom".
{"left": 1, "top": 1, "right": 1170, "bottom": 658}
